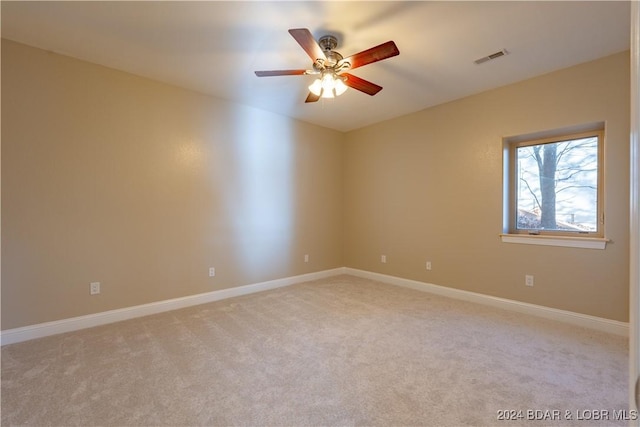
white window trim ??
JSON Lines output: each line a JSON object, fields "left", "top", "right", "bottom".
{"left": 500, "top": 233, "right": 608, "bottom": 250}
{"left": 502, "top": 122, "right": 607, "bottom": 247}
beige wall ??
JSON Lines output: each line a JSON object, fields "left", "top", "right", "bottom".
{"left": 1, "top": 39, "right": 630, "bottom": 330}
{"left": 1, "top": 40, "right": 344, "bottom": 329}
{"left": 344, "top": 51, "right": 630, "bottom": 322}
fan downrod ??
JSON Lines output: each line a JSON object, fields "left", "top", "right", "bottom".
{"left": 316, "top": 35, "right": 343, "bottom": 69}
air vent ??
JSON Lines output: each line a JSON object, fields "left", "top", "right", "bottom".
{"left": 474, "top": 49, "right": 509, "bottom": 65}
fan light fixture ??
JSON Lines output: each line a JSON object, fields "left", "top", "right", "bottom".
{"left": 308, "top": 71, "right": 348, "bottom": 99}
{"left": 255, "top": 29, "right": 399, "bottom": 103}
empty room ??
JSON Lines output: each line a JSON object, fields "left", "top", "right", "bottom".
{"left": 2, "top": 1, "right": 639, "bottom": 426}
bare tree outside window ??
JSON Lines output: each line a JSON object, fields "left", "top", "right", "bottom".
{"left": 515, "top": 133, "right": 600, "bottom": 234}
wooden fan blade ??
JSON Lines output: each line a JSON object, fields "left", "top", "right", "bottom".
{"left": 289, "top": 28, "right": 327, "bottom": 62}
{"left": 341, "top": 41, "right": 399, "bottom": 70}
{"left": 255, "top": 69, "right": 308, "bottom": 77}
{"left": 305, "top": 92, "right": 320, "bottom": 103}
{"left": 342, "top": 73, "right": 383, "bottom": 96}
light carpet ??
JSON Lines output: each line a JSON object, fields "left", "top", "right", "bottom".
{"left": 1, "top": 274, "right": 629, "bottom": 426}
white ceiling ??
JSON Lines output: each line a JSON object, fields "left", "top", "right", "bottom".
{"left": 1, "top": 1, "right": 631, "bottom": 132}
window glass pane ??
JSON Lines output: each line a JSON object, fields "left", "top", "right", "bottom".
{"left": 515, "top": 136, "right": 598, "bottom": 232}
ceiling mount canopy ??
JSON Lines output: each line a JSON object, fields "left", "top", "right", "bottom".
{"left": 318, "top": 35, "right": 338, "bottom": 52}
{"left": 255, "top": 28, "right": 399, "bottom": 103}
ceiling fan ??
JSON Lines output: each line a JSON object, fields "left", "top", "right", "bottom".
{"left": 255, "top": 28, "right": 400, "bottom": 103}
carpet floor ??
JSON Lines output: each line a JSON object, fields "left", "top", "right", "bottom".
{"left": 1, "top": 274, "right": 629, "bottom": 426}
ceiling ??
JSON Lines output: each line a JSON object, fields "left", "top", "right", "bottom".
{"left": 1, "top": 1, "right": 631, "bottom": 132}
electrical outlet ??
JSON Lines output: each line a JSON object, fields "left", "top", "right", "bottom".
{"left": 90, "top": 282, "right": 100, "bottom": 295}
{"left": 304, "top": 254, "right": 309, "bottom": 263}
{"left": 525, "top": 275, "right": 534, "bottom": 287}
{"left": 209, "top": 267, "right": 216, "bottom": 277}
{"left": 381, "top": 255, "right": 387, "bottom": 263}
{"left": 426, "top": 261, "right": 432, "bottom": 271}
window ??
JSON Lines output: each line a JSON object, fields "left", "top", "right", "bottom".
{"left": 503, "top": 124, "right": 605, "bottom": 246}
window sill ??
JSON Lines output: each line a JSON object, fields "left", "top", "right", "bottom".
{"left": 500, "top": 234, "right": 608, "bottom": 250}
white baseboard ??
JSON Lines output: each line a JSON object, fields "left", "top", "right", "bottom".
{"left": 345, "top": 268, "right": 629, "bottom": 337}
{"left": 0, "top": 267, "right": 347, "bottom": 346}
{"left": 2, "top": 266, "right": 627, "bottom": 345}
